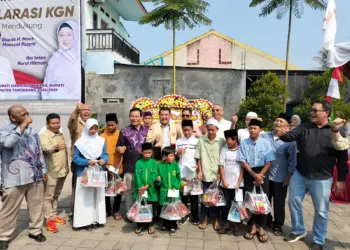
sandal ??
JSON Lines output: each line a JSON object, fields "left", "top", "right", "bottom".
{"left": 198, "top": 220, "right": 208, "bottom": 230}
{"left": 219, "top": 228, "right": 229, "bottom": 234}
{"left": 243, "top": 230, "right": 256, "bottom": 240}
{"left": 233, "top": 224, "right": 243, "bottom": 237}
{"left": 213, "top": 220, "right": 221, "bottom": 232}
{"left": 258, "top": 229, "right": 269, "bottom": 243}
{"left": 148, "top": 227, "right": 155, "bottom": 235}
{"left": 113, "top": 213, "right": 122, "bottom": 221}
{"left": 135, "top": 227, "right": 143, "bottom": 234}
{"left": 273, "top": 228, "right": 284, "bottom": 237}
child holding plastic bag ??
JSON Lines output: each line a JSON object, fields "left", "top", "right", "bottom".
{"left": 219, "top": 129, "right": 244, "bottom": 235}
{"left": 238, "top": 119, "right": 275, "bottom": 243}
{"left": 176, "top": 120, "right": 200, "bottom": 225}
{"left": 72, "top": 118, "right": 109, "bottom": 231}
{"left": 133, "top": 142, "right": 159, "bottom": 234}
{"left": 157, "top": 147, "right": 181, "bottom": 236}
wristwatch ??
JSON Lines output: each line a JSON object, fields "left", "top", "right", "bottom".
{"left": 332, "top": 128, "right": 339, "bottom": 133}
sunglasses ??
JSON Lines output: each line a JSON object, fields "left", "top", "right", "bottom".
{"left": 309, "top": 108, "right": 325, "bottom": 113}
{"left": 182, "top": 115, "right": 191, "bottom": 118}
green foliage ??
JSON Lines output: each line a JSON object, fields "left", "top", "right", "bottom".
{"left": 237, "top": 73, "right": 285, "bottom": 131}
{"left": 249, "top": 0, "right": 326, "bottom": 19}
{"left": 139, "top": 0, "right": 212, "bottom": 30}
{"left": 293, "top": 70, "right": 350, "bottom": 122}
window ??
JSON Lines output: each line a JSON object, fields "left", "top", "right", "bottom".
{"left": 218, "top": 48, "right": 232, "bottom": 65}
{"left": 187, "top": 49, "right": 199, "bottom": 65}
{"left": 93, "top": 12, "right": 98, "bottom": 29}
{"left": 111, "top": 18, "right": 116, "bottom": 24}
{"left": 100, "top": 7, "right": 105, "bottom": 13}
{"left": 106, "top": 12, "right": 110, "bottom": 18}
{"left": 101, "top": 19, "right": 108, "bottom": 29}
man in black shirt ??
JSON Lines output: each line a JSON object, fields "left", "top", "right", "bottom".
{"left": 278, "top": 100, "right": 347, "bottom": 250}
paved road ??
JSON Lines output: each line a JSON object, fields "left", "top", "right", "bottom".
{"left": 7, "top": 173, "right": 350, "bottom": 250}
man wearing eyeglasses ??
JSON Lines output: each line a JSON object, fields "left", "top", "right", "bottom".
{"left": 277, "top": 100, "right": 348, "bottom": 250}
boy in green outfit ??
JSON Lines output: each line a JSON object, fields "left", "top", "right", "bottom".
{"left": 157, "top": 146, "right": 182, "bottom": 236}
{"left": 134, "top": 142, "right": 159, "bottom": 234}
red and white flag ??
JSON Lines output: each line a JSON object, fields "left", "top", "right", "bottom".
{"left": 323, "top": 0, "right": 337, "bottom": 50}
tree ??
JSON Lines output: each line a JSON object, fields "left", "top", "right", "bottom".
{"left": 139, "top": 0, "right": 212, "bottom": 94}
{"left": 249, "top": 0, "right": 326, "bottom": 111}
{"left": 312, "top": 48, "right": 328, "bottom": 70}
{"left": 236, "top": 72, "right": 285, "bottom": 131}
{"left": 293, "top": 70, "right": 350, "bottom": 122}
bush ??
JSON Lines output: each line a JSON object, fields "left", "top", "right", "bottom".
{"left": 236, "top": 72, "right": 285, "bottom": 131}
{"left": 293, "top": 70, "right": 350, "bottom": 121}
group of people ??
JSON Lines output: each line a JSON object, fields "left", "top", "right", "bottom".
{"left": 0, "top": 100, "right": 349, "bottom": 250}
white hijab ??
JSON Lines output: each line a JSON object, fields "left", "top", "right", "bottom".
{"left": 75, "top": 118, "right": 105, "bottom": 160}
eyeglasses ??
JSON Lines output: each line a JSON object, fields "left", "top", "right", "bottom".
{"left": 309, "top": 108, "right": 325, "bottom": 113}
{"left": 182, "top": 115, "right": 191, "bottom": 118}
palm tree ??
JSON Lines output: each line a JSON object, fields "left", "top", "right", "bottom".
{"left": 249, "top": 0, "right": 326, "bottom": 111}
{"left": 139, "top": 0, "right": 212, "bottom": 94}
{"left": 312, "top": 48, "right": 328, "bottom": 70}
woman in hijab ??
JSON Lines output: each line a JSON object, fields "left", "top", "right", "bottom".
{"left": 290, "top": 115, "right": 301, "bottom": 130}
{"left": 72, "top": 118, "right": 109, "bottom": 231}
{"left": 42, "top": 20, "right": 80, "bottom": 100}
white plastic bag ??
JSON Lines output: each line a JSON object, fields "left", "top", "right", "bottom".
{"left": 160, "top": 198, "right": 181, "bottom": 220}
{"left": 134, "top": 197, "right": 153, "bottom": 223}
{"left": 227, "top": 202, "right": 241, "bottom": 223}
{"left": 80, "top": 165, "right": 107, "bottom": 188}
{"left": 243, "top": 185, "right": 271, "bottom": 215}
{"left": 190, "top": 178, "right": 203, "bottom": 195}
{"left": 105, "top": 174, "right": 117, "bottom": 196}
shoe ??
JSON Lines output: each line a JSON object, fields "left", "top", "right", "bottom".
{"left": 53, "top": 217, "right": 66, "bottom": 225}
{"left": 284, "top": 232, "right": 307, "bottom": 243}
{"left": 92, "top": 224, "right": 98, "bottom": 230}
{"left": 28, "top": 233, "right": 46, "bottom": 242}
{"left": 159, "top": 226, "right": 167, "bottom": 234}
{"left": 85, "top": 225, "right": 93, "bottom": 231}
{"left": 178, "top": 216, "right": 189, "bottom": 226}
{"left": 169, "top": 228, "right": 176, "bottom": 236}
{"left": 309, "top": 243, "right": 323, "bottom": 250}
{"left": 0, "top": 241, "right": 9, "bottom": 250}
{"left": 46, "top": 220, "right": 58, "bottom": 233}
{"left": 191, "top": 218, "right": 200, "bottom": 225}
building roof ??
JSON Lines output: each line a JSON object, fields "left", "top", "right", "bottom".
{"left": 143, "top": 29, "right": 301, "bottom": 70}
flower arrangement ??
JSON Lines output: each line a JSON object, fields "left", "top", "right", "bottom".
{"left": 132, "top": 97, "right": 155, "bottom": 112}
{"left": 192, "top": 99, "right": 213, "bottom": 118}
{"left": 155, "top": 94, "right": 191, "bottom": 109}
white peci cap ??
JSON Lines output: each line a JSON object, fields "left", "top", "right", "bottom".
{"left": 207, "top": 118, "right": 219, "bottom": 127}
{"left": 246, "top": 112, "right": 258, "bottom": 119}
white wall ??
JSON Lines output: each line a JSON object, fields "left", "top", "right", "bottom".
{"left": 85, "top": 2, "right": 129, "bottom": 40}
{"left": 163, "top": 47, "right": 187, "bottom": 67}
{"left": 84, "top": 51, "right": 132, "bottom": 74}
{"left": 231, "top": 43, "right": 285, "bottom": 70}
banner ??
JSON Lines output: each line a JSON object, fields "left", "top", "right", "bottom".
{"left": 0, "top": 0, "right": 81, "bottom": 101}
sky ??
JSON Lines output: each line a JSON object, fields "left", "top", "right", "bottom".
{"left": 122, "top": 0, "right": 350, "bottom": 70}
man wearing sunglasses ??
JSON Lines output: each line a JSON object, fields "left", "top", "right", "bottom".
{"left": 212, "top": 104, "right": 235, "bottom": 139}
{"left": 182, "top": 108, "right": 202, "bottom": 138}
{"left": 277, "top": 100, "right": 348, "bottom": 250}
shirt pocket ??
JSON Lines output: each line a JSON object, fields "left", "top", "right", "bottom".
{"left": 246, "top": 147, "right": 255, "bottom": 165}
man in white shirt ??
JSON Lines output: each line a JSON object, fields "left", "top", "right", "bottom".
{"left": 238, "top": 112, "right": 259, "bottom": 142}
{"left": 213, "top": 104, "right": 233, "bottom": 139}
